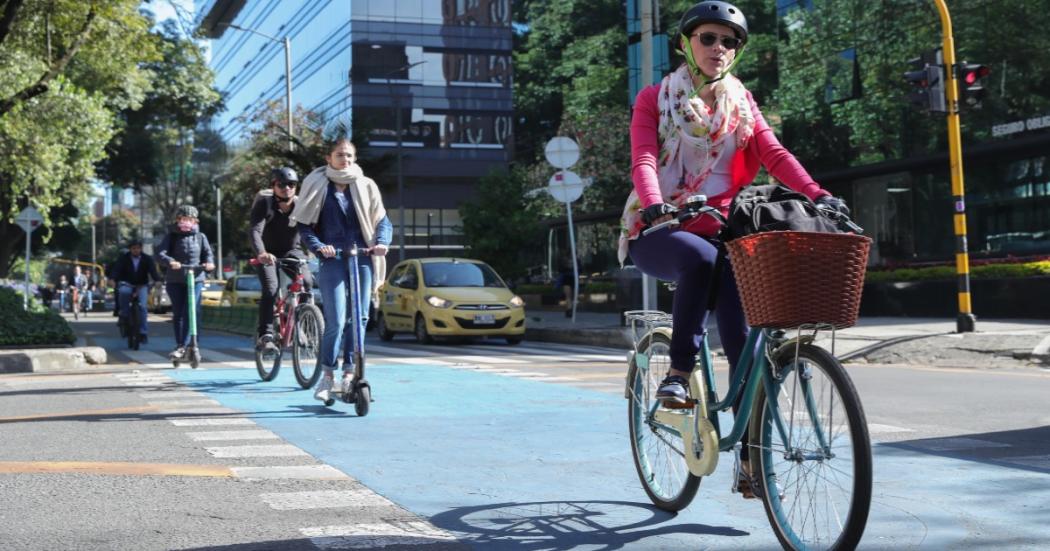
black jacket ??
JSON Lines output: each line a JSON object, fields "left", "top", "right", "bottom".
{"left": 157, "top": 228, "right": 215, "bottom": 284}
{"left": 249, "top": 192, "right": 301, "bottom": 257}
{"left": 111, "top": 253, "right": 160, "bottom": 287}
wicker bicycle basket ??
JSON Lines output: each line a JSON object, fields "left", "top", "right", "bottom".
{"left": 726, "top": 231, "right": 872, "bottom": 329}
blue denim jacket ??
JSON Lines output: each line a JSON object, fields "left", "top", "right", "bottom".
{"left": 298, "top": 181, "right": 392, "bottom": 253}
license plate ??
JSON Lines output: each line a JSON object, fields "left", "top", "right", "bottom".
{"left": 474, "top": 314, "right": 495, "bottom": 324}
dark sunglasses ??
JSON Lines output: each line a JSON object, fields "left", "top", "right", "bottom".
{"left": 275, "top": 181, "right": 296, "bottom": 189}
{"left": 692, "top": 32, "right": 742, "bottom": 50}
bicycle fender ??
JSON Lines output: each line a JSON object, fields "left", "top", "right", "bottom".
{"left": 623, "top": 327, "right": 674, "bottom": 399}
{"left": 770, "top": 334, "right": 817, "bottom": 360}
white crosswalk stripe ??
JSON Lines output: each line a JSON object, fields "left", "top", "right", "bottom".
{"left": 259, "top": 489, "right": 397, "bottom": 510}
{"left": 169, "top": 418, "right": 255, "bottom": 427}
{"left": 185, "top": 430, "right": 280, "bottom": 441}
{"left": 206, "top": 444, "right": 310, "bottom": 458}
{"left": 302, "top": 521, "right": 458, "bottom": 549}
{"left": 231, "top": 465, "right": 348, "bottom": 480}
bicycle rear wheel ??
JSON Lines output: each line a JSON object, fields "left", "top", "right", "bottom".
{"left": 628, "top": 331, "right": 701, "bottom": 512}
{"left": 127, "top": 305, "right": 139, "bottom": 350}
{"left": 753, "top": 343, "right": 872, "bottom": 551}
{"left": 293, "top": 303, "right": 324, "bottom": 389}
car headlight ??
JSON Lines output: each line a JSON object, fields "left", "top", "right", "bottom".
{"left": 425, "top": 295, "right": 452, "bottom": 308}
{"left": 509, "top": 295, "right": 525, "bottom": 307}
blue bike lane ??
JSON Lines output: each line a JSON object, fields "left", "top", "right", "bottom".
{"left": 170, "top": 362, "right": 1050, "bottom": 550}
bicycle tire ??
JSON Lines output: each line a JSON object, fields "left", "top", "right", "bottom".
{"left": 753, "top": 343, "right": 872, "bottom": 551}
{"left": 293, "top": 303, "right": 324, "bottom": 389}
{"left": 628, "top": 331, "right": 701, "bottom": 512}
{"left": 255, "top": 338, "right": 282, "bottom": 382}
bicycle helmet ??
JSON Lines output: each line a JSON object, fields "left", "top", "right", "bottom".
{"left": 679, "top": 1, "right": 749, "bottom": 44}
{"left": 271, "top": 167, "right": 299, "bottom": 185}
{"left": 175, "top": 205, "right": 199, "bottom": 219}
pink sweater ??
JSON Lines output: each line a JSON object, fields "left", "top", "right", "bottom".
{"left": 631, "top": 84, "right": 829, "bottom": 237}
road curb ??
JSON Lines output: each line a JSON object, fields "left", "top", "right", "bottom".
{"left": 525, "top": 327, "right": 632, "bottom": 348}
{"left": 0, "top": 347, "right": 108, "bottom": 373}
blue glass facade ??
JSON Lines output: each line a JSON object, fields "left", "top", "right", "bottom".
{"left": 197, "top": 0, "right": 513, "bottom": 256}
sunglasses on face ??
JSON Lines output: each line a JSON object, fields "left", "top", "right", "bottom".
{"left": 275, "top": 182, "right": 296, "bottom": 189}
{"left": 692, "top": 32, "right": 742, "bottom": 50}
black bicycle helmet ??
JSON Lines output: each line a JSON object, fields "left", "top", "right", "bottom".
{"left": 271, "top": 166, "right": 299, "bottom": 185}
{"left": 679, "top": 1, "right": 749, "bottom": 44}
{"left": 175, "top": 205, "right": 199, "bottom": 219}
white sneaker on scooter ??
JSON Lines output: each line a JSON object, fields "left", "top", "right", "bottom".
{"left": 313, "top": 376, "right": 334, "bottom": 403}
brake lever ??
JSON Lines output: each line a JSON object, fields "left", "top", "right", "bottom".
{"left": 817, "top": 206, "right": 865, "bottom": 235}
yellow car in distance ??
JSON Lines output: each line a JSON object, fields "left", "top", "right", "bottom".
{"left": 220, "top": 274, "right": 263, "bottom": 306}
{"left": 201, "top": 279, "right": 225, "bottom": 307}
{"left": 376, "top": 258, "right": 526, "bottom": 345}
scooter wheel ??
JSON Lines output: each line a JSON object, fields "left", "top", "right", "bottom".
{"left": 354, "top": 386, "right": 371, "bottom": 417}
{"left": 324, "top": 398, "right": 335, "bottom": 407}
{"left": 172, "top": 361, "right": 180, "bottom": 368}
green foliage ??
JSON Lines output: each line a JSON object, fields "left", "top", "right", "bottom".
{"left": 0, "top": 286, "right": 75, "bottom": 346}
{"left": 866, "top": 260, "right": 1050, "bottom": 283}
{"left": 460, "top": 168, "right": 544, "bottom": 280}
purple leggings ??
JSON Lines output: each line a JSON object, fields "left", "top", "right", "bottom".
{"left": 628, "top": 227, "right": 749, "bottom": 374}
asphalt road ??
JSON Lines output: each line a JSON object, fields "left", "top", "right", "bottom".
{"left": 1, "top": 314, "right": 1048, "bottom": 549}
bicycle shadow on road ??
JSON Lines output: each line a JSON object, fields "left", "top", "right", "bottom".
{"left": 429, "top": 500, "right": 748, "bottom": 550}
{"left": 881, "top": 425, "right": 1050, "bottom": 475}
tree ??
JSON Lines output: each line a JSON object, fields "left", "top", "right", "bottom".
{"left": 459, "top": 168, "right": 545, "bottom": 279}
{"left": 0, "top": 0, "right": 156, "bottom": 277}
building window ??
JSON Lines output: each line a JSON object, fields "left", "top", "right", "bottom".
{"left": 389, "top": 208, "right": 464, "bottom": 250}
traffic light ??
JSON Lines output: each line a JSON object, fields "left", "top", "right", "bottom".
{"left": 903, "top": 49, "right": 946, "bottom": 112}
{"left": 956, "top": 62, "right": 990, "bottom": 108}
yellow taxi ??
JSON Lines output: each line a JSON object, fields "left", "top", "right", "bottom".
{"left": 200, "top": 279, "right": 226, "bottom": 307}
{"left": 219, "top": 274, "right": 263, "bottom": 306}
{"left": 376, "top": 258, "right": 526, "bottom": 344}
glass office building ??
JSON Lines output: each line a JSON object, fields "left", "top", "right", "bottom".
{"left": 197, "top": 0, "right": 513, "bottom": 260}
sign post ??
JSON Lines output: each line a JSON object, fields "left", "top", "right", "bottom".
{"left": 543, "top": 137, "right": 584, "bottom": 322}
{"left": 15, "top": 206, "right": 44, "bottom": 311}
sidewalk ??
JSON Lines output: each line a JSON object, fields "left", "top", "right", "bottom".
{"left": 524, "top": 308, "right": 1050, "bottom": 367}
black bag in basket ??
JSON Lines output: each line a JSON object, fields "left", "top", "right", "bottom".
{"left": 727, "top": 184, "right": 841, "bottom": 239}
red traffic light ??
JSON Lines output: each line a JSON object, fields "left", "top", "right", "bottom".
{"left": 963, "top": 65, "right": 990, "bottom": 85}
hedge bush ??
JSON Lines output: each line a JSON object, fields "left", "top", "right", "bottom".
{"left": 0, "top": 287, "right": 75, "bottom": 346}
{"left": 866, "top": 260, "right": 1050, "bottom": 283}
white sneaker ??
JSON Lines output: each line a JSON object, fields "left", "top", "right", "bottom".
{"left": 313, "top": 376, "right": 334, "bottom": 403}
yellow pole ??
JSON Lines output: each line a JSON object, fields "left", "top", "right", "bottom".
{"left": 932, "top": 0, "right": 976, "bottom": 332}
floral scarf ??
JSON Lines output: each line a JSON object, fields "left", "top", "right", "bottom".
{"left": 617, "top": 65, "right": 755, "bottom": 264}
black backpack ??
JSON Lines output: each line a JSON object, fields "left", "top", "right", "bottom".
{"left": 727, "top": 184, "right": 841, "bottom": 239}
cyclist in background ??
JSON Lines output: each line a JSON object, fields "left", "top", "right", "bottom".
{"left": 72, "top": 266, "right": 89, "bottom": 314}
{"left": 250, "top": 167, "right": 313, "bottom": 351}
{"left": 56, "top": 274, "right": 69, "bottom": 312}
{"left": 617, "top": 1, "right": 851, "bottom": 497}
{"left": 111, "top": 239, "right": 161, "bottom": 343}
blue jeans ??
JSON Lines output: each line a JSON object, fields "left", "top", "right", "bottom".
{"left": 118, "top": 284, "right": 149, "bottom": 335}
{"left": 167, "top": 281, "right": 203, "bottom": 347}
{"left": 318, "top": 255, "right": 372, "bottom": 370}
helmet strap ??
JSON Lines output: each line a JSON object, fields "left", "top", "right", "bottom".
{"left": 677, "top": 33, "right": 747, "bottom": 98}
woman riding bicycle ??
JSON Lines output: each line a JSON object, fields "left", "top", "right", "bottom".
{"left": 290, "top": 123, "right": 392, "bottom": 404}
{"left": 618, "top": 0, "right": 850, "bottom": 495}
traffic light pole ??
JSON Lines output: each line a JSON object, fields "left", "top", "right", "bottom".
{"left": 932, "top": 0, "right": 976, "bottom": 333}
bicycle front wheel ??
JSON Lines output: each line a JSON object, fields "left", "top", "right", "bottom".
{"left": 753, "top": 343, "right": 872, "bottom": 551}
{"left": 293, "top": 303, "right": 324, "bottom": 389}
{"left": 628, "top": 331, "right": 701, "bottom": 512}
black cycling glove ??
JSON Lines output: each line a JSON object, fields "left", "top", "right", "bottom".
{"left": 641, "top": 203, "right": 678, "bottom": 226}
{"left": 815, "top": 195, "right": 850, "bottom": 217}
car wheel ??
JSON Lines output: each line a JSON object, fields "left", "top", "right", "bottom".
{"left": 506, "top": 336, "right": 523, "bottom": 345}
{"left": 377, "top": 312, "right": 395, "bottom": 341}
{"left": 414, "top": 314, "right": 433, "bottom": 344}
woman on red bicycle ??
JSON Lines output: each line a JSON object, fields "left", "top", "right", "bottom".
{"left": 618, "top": 1, "right": 850, "bottom": 494}
{"left": 290, "top": 123, "right": 392, "bottom": 404}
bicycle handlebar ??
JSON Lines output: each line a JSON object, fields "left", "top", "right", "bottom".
{"left": 641, "top": 194, "right": 865, "bottom": 237}
{"left": 249, "top": 256, "right": 308, "bottom": 267}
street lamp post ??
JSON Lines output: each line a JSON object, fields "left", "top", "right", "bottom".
{"left": 378, "top": 60, "right": 426, "bottom": 263}
{"left": 216, "top": 186, "right": 223, "bottom": 279}
{"left": 225, "top": 24, "right": 293, "bottom": 151}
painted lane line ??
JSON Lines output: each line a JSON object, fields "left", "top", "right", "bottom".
{"left": 501, "top": 371, "right": 557, "bottom": 378}
{"left": 231, "top": 465, "right": 349, "bottom": 480}
{"left": 185, "top": 430, "right": 280, "bottom": 441}
{"left": 138, "top": 391, "right": 202, "bottom": 399}
{"left": 866, "top": 423, "right": 915, "bottom": 434}
{"left": 377, "top": 357, "right": 456, "bottom": 366}
{"left": 259, "top": 489, "right": 397, "bottom": 510}
{"left": 147, "top": 399, "right": 222, "bottom": 408}
{"left": 444, "top": 354, "right": 529, "bottom": 365}
{"left": 206, "top": 444, "right": 310, "bottom": 458}
{"left": 169, "top": 418, "right": 255, "bottom": 427}
{"left": 158, "top": 406, "right": 242, "bottom": 416}
{"left": 0, "top": 461, "right": 231, "bottom": 478}
{"left": 301, "top": 521, "right": 458, "bottom": 549}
